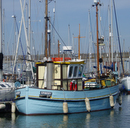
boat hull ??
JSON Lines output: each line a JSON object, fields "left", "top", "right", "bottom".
{"left": 15, "top": 85, "right": 119, "bottom": 115}
{"left": 121, "top": 76, "right": 130, "bottom": 94}
{"left": 0, "top": 89, "right": 15, "bottom": 101}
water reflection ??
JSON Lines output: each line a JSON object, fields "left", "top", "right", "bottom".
{"left": 63, "top": 115, "right": 68, "bottom": 122}
{"left": 0, "top": 110, "right": 120, "bottom": 128}
{"left": 14, "top": 110, "right": 118, "bottom": 128}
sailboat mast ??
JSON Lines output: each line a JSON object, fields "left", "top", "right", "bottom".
{"left": 111, "top": 0, "right": 113, "bottom": 63}
{"left": 88, "top": 10, "right": 91, "bottom": 72}
{"left": 45, "top": 0, "right": 48, "bottom": 58}
{"left": 0, "top": 0, "right": 1, "bottom": 53}
{"left": 78, "top": 24, "right": 81, "bottom": 59}
{"left": 28, "top": 0, "right": 31, "bottom": 51}
{"left": 96, "top": 3, "right": 99, "bottom": 76}
{"left": 0, "top": 0, "right": 3, "bottom": 81}
{"left": 108, "top": 5, "right": 111, "bottom": 65}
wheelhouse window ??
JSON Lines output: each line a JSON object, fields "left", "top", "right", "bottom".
{"left": 68, "top": 64, "right": 84, "bottom": 78}
{"left": 69, "top": 66, "right": 73, "bottom": 77}
{"left": 74, "top": 66, "right": 78, "bottom": 77}
{"left": 78, "top": 65, "right": 83, "bottom": 77}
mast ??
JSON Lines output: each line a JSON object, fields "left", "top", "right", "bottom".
{"left": 74, "top": 24, "right": 85, "bottom": 59}
{"left": 0, "top": 0, "right": 3, "bottom": 81}
{"left": 68, "top": 24, "right": 70, "bottom": 46}
{"left": 108, "top": 5, "right": 111, "bottom": 65}
{"left": 52, "top": 1, "right": 56, "bottom": 58}
{"left": 12, "top": 15, "right": 16, "bottom": 70}
{"left": 93, "top": 0, "right": 101, "bottom": 77}
{"left": 19, "top": 0, "right": 34, "bottom": 79}
{"left": 96, "top": 3, "right": 99, "bottom": 76}
{"left": 99, "top": 0, "right": 101, "bottom": 37}
{"left": 0, "top": 0, "right": 1, "bottom": 53}
{"left": 111, "top": 0, "right": 113, "bottom": 63}
{"left": 26, "top": 3, "right": 28, "bottom": 36}
{"left": 2, "top": 9, "right": 5, "bottom": 56}
{"left": 78, "top": 24, "right": 81, "bottom": 59}
{"left": 48, "top": 15, "right": 51, "bottom": 57}
{"left": 88, "top": 10, "right": 92, "bottom": 72}
{"left": 112, "top": 0, "right": 124, "bottom": 75}
{"left": 28, "top": 0, "right": 31, "bottom": 52}
{"left": 45, "top": 0, "right": 48, "bottom": 58}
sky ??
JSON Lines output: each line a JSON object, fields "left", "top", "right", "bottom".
{"left": 2, "top": 0, "right": 130, "bottom": 56}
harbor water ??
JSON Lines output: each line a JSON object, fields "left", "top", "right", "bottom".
{"left": 0, "top": 94, "right": 129, "bottom": 128}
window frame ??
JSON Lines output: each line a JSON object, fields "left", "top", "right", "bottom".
{"left": 67, "top": 64, "right": 84, "bottom": 78}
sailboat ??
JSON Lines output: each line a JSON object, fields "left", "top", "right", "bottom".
{"left": 14, "top": 0, "right": 120, "bottom": 115}
{"left": 120, "top": 42, "right": 130, "bottom": 94}
{"left": 120, "top": 58, "right": 130, "bottom": 94}
{"left": 109, "top": 0, "right": 130, "bottom": 94}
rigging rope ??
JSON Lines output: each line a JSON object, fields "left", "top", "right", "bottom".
{"left": 49, "top": 19, "right": 68, "bottom": 49}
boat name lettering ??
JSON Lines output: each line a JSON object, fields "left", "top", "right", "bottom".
{"left": 40, "top": 91, "right": 52, "bottom": 96}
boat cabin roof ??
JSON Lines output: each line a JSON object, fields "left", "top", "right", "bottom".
{"left": 36, "top": 59, "right": 85, "bottom": 65}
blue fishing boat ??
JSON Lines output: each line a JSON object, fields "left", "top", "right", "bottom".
{"left": 14, "top": 0, "right": 120, "bottom": 115}
{"left": 14, "top": 58, "right": 120, "bottom": 115}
